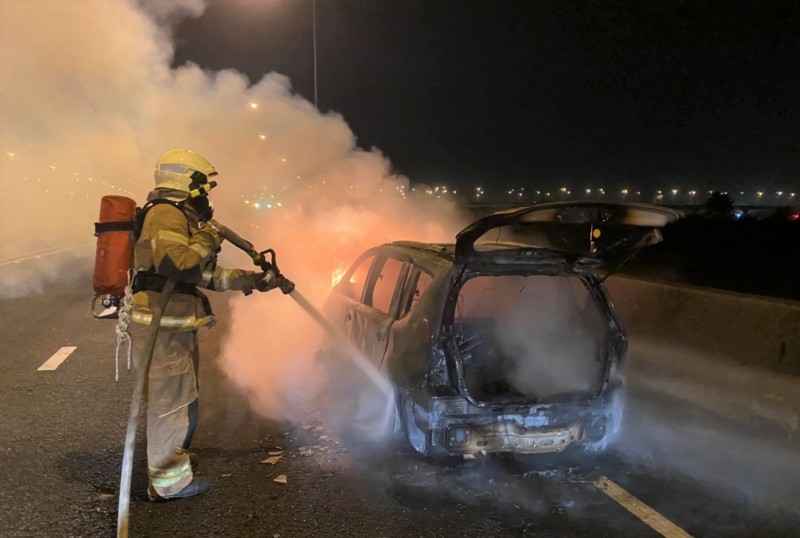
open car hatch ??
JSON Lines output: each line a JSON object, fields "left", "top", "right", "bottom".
{"left": 454, "top": 202, "right": 682, "bottom": 267}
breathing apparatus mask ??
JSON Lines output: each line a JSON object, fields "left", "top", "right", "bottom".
{"left": 187, "top": 170, "right": 216, "bottom": 222}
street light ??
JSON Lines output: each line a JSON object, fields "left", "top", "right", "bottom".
{"left": 312, "top": 0, "right": 318, "bottom": 108}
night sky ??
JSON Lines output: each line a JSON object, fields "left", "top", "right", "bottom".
{"left": 173, "top": 0, "right": 800, "bottom": 202}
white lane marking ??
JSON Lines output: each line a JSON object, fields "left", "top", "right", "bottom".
{"left": 595, "top": 476, "right": 694, "bottom": 538}
{"left": 38, "top": 346, "right": 77, "bottom": 371}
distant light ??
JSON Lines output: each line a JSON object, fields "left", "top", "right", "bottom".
{"left": 6, "top": 152, "right": 15, "bottom": 157}
{"left": 254, "top": 202, "right": 260, "bottom": 208}
{"left": 756, "top": 192, "right": 764, "bottom": 197}
{"left": 733, "top": 209, "right": 745, "bottom": 220}
{"left": 281, "top": 157, "right": 287, "bottom": 162}
{"left": 776, "top": 191, "right": 783, "bottom": 196}
{"left": 259, "top": 134, "right": 267, "bottom": 140}
{"left": 249, "top": 102, "right": 259, "bottom": 109}
{"left": 790, "top": 213, "right": 799, "bottom": 221}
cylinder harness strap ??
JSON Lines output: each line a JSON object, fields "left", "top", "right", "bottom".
{"left": 114, "top": 269, "right": 136, "bottom": 383}
{"left": 111, "top": 198, "right": 185, "bottom": 382}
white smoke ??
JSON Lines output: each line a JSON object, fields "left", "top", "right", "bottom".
{"left": 0, "top": 1, "right": 469, "bottom": 421}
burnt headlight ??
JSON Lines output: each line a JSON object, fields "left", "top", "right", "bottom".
{"left": 585, "top": 416, "right": 608, "bottom": 442}
{"left": 446, "top": 425, "right": 471, "bottom": 448}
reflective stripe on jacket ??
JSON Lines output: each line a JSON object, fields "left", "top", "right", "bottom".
{"left": 131, "top": 189, "right": 256, "bottom": 331}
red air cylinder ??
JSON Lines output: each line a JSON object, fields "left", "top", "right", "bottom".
{"left": 93, "top": 195, "right": 137, "bottom": 297}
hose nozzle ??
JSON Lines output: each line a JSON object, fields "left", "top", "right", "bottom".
{"left": 214, "top": 222, "right": 294, "bottom": 293}
{"left": 277, "top": 274, "right": 295, "bottom": 295}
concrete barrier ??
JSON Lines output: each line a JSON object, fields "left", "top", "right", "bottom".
{"left": 605, "top": 276, "right": 800, "bottom": 376}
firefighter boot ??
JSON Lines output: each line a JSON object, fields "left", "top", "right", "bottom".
{"left": 148, "top": 476, "right": 210, "bottom": 502}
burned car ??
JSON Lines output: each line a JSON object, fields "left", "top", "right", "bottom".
{"left": 320, "top": 202, "right": 680, "bottom": 457}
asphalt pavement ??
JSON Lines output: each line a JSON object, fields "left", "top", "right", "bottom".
{"left": 1, "top": 279, "right": 799, "bottom": 537}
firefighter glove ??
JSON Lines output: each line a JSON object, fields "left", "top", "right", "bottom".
{"left": 254, "top": 270, "right": 279, "bottom": 292}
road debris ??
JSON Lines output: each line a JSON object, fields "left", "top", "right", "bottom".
{"left": 261, "top": 455, "right": 283, "bottom": 465}
{"left": 274, "top": 475, "right": 287, "bottom": 484}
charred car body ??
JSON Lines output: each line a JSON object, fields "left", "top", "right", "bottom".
{"left": 320, "top": 202, "right": 680, "bottom": 457}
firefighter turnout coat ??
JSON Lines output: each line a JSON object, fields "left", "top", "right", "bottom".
{"left": 131, "top": 188, "right": 256, "bottom": 496}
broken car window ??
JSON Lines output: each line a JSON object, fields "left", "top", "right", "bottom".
{"left": 370, "top": 257, "right": 405, "bottom": 315}
{"left": 343, "top": 255, "right": 374, "bottom": 302}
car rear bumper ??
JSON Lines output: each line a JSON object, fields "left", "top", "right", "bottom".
{"left": 442, "top": 420, "right": 585, "bottom": 454}
{"left": 423, "top": 396, "right": 617, "bottom": 456}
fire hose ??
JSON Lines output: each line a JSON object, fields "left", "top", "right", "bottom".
{"left": 214, "top": 224, "right": 295, "bottom": 295}
{"left": 116, "top": 224, "right": 293, "bottom": 538}
{"left": 116, "top": 223, "right": 393, "bottom": 536}
{"left": 117, "top": 279, "right": 175, "bottom": 538}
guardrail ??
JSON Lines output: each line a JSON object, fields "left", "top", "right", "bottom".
{"left": 606, "top": 275, "right": 800, "bottom": 376}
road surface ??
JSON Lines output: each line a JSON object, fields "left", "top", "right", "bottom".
{"left": 1, "top": 278, "right": 799, "bottom": 537}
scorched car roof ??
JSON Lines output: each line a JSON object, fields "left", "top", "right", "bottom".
{"left": 387, "top": 241, "right": 456, "bottom": 261}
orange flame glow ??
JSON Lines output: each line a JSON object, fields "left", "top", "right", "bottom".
{"left": 331, "top": 267, "right": 346, "bottom": 288}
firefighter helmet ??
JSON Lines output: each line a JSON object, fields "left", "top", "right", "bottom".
{"left": 154, "top": 148, "right": 218, "bottom": 197}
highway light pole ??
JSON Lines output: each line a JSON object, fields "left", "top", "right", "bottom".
{"left": 313, "top": 0, "right": 318, "bottom": 109}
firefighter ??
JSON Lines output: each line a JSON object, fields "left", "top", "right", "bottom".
{"left": 131, "top": 148, "right": 277, "bottom": 501}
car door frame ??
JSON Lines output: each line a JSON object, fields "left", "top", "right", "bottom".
{"left": 351, "top": 253, "right": 411, "bottom": 367}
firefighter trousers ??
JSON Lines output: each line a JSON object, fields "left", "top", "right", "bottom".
{"left": 133, "top": 327, "right": 200, "bottom": 496}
